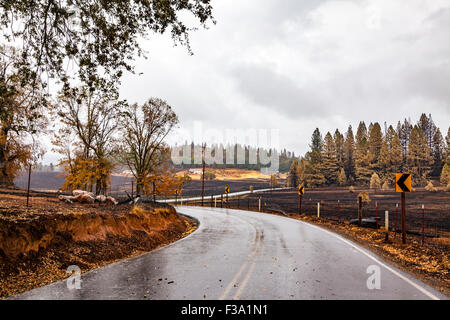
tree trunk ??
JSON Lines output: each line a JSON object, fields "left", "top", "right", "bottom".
{"left": 0, "top": 151, "right": 13, "bottom": 187}
{"left": 136, "top": 179, "right": 144, "bottom": 196}
{"left": 96, "top": 179, "right": 101, "bottom": 195}
{"left": 102, "top": 179, "right": 107, "bottom": 196}
{"left": 0, "top": 170, "right": 14, "bottom": 186}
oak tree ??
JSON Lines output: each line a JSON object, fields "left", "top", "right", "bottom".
{"left": 119, "top": 98, "right": 178, "bottom": 194}
{"left": 0, "top": 0, "right": 215, "bottom": 93}
{"left": 0, "top": 46, "right": 48, "bottom": 186}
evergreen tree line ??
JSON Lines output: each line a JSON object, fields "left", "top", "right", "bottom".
{"left": 171, "top": 143, "right": 296, "bottom": 172}
{"left": 288, "top": 114, "right": 450, "bottom": 188}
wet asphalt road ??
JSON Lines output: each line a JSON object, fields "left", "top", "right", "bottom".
{"left": 13, "top": 206, "right": 447, "bottom": 300}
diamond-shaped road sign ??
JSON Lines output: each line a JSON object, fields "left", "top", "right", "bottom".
{"left": 225, "top": 187, "right": 230, "bottom": 194}
{"left": 298, "top": 186, "right": 305, "bottom": 195}
{"left": 396, "top": 173, "right": 412, "bottom": 192}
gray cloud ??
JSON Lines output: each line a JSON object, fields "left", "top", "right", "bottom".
{"left": 230, "top": 63, "right": 327, "bottom": 118}
{"left": 42, "top": 0, "right": 450, "bottom": 163}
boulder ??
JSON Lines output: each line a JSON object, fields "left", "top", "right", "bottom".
{"left": 58, "top": 195, "right": 75, "bottom": 204}
{"left": 74, "top": 193, "right": 95, "bottom": 204}
{"left": 95, "top": 195, "right": 107, "bottom": 203}
{"left": 106, "top": 196, "right": 118, "bottom": 205}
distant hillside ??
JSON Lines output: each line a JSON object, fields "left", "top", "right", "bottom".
{"left": 177, "top": 168, "right": 286, "bottom": 181}
{"left": 14, "top": 171, "right": 131, "bottom": 191}
{"left": 12, "top": 168, "right": 284, "bottom": 192}
{"left": 14, "top": 171, "right": 65, "bottom": 190}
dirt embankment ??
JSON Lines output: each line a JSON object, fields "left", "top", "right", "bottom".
{"left": 0, "top": 190, "right": 197, "bottom": 299}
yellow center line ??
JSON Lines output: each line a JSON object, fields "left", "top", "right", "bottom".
{"left": 219, "top": 229, "right": 260, "bottom": 300}
{"left": 232, "top": 233, "right": 264, "bottom": 300}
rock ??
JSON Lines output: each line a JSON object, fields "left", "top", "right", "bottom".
{"left": 72, "top": 190, "right": 85, "bottom": 197}
{"left": 74, "top": 193, "right": 95, "bottom": 204}
{"left": 73, "top": 190, "right": 95, "bottom": 198}
{"left": 96, "top": 195, "right": 107, "bottom": 202}
{"left": 106, "top": 196, "right": 118, "bottom": 205}
{"left": 60, "top": 190, "right": 116, "bottom": 205}
{"left": 58, "top": 195, "right": 75, "bottom": 204}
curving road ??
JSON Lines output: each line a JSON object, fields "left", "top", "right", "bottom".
{"left": 12, "top": 207, "right": 447, "bottom": 300}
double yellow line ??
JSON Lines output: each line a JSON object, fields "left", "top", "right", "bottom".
{"left": 219, "top": 224, "right": 264, "bottom": 300}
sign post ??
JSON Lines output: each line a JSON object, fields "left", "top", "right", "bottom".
{"left": 395, "top": 203, "right": 398, "bottom": 237}
{"left": 26, "top": 164, "right": 32, "bottom": 207}
{"left": 225, "top": 186, "right": 230, "bottom": 208}
{"left": 337, "top": 200, "right": 340, "bottom": 221}
{"left": 421, "top": 204, "right": 425, "bottom": 245}
{"left": 201, "top": 143, "right": 206, "bottom": 207}
{"left": 358, "top": 196, "right": 362, "bottom": 227}
{"left": 396, "top": 173, "right": 412, "bottom": 245}
{"left": 298, "top": 186, "right": 305, "bottom": 215}
{"left": 385, "top": 210, "right": 389, "bottom": 242}
{"left": 375, "top": 201, "right": 378, "bottom": 230}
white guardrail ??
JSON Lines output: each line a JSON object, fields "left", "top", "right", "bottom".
{"left": 159, "top": 187, "right": 292, "bottom": 204}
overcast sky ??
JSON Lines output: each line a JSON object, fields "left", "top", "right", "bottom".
{"left": 44, "top": 0, "right": 450, "bottom": 163}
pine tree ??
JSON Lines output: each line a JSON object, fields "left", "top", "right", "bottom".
{"left": 337, "top": 167, "right": 347, "bottom": 186}
{"left": 356, "top": 122, "right": 368, "bottom": 149}
{"left": 310, "top": 128, "right": 323, "bottom": 153}
{"left": 431, "top": 128, "right": 445, "bottom": 177}
{"left": 288, "top": 159, "right": 299, "bottom": 187}
{"left": 388, "top": 126, "right": 404, "bottom": 172}
{"left": 297, "top": 158, "right": 306, "bottom": 186}
{"left": 322, "top": 132, "right": 339, "bottom": 185}
{"left": 370, "top": 172, "right": 381, "bottom": 189}
{"left": 369, "top": 122, "right": 383, "bottom": 160}
{"left": 444, "top": 127, "right": 450, "bottom": 166}
{"left": 334, "top": 129, "right": 345, "bottom": 169}
{"left": 418, "top": 113, "right": 436, "bottom": 150}
{"left": 355, "top": 122, "right": 372, "bottom": 185}
{"left": 303, "top": 129, "right": 325, "bottom": 187}
{"left": 368, "top": 122, "right": 374, "bottom": 136}
{"left": 440, "top": 163, "right": 450, "bottom": 185}
{"left": 368, "top": 122, "right": 383, "bottom": 172}
{"left": 391, "top": 135, "right": 404, "bottom": 174}
{"left": 303, "top": 157, "right": 325, "bottom": 187}
{"left": 378, "top": 125, "right": 403, "bottom": 182}
{"left": 344, "top": 125, "right": 356, "bottom": 183}
{"left": 378, "top": 139, "right": 390, "bottom": 181}
{"left": 356, "top": 151, "right": 372, "bottom": 186}
{"left": 407, "top": 125, "right": 432, "bottom": 186}
{"left": 397, "top": 119, "right": 412, "bottom": 161}
{"left": 270, "top": 174, "right": 278, "bottom": 188}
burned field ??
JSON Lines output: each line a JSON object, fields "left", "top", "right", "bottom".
{"left": 176, "top": 178, "right": 449, "bottom": 239}
{"left": 229, "top": 188, "right": 450, "bottom": 238}
{"left": 0, "top": 188, "right": 196, "bottom": 299}
{"left": 175, "top": 178, "right": 270, "bottom": 198}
